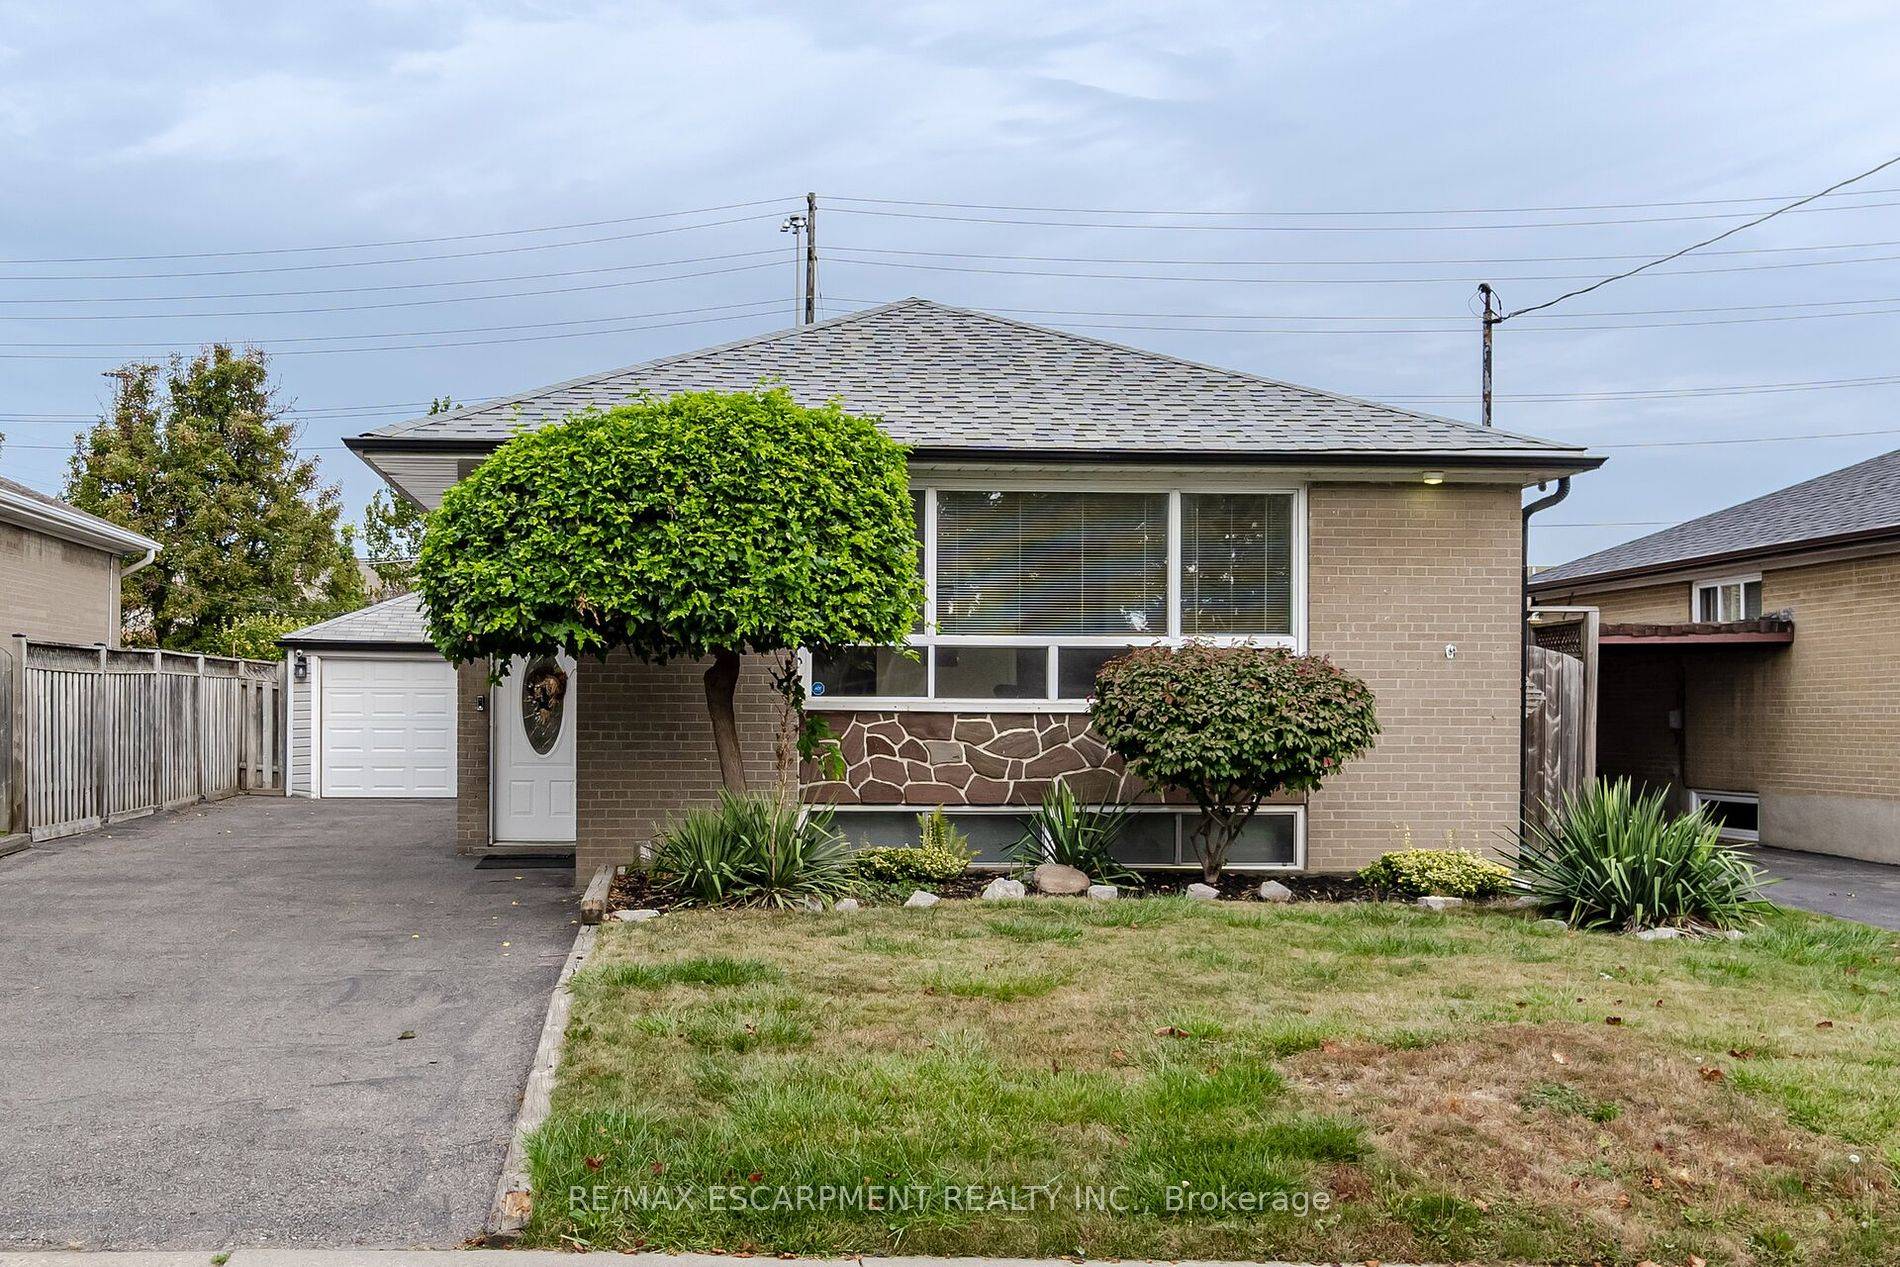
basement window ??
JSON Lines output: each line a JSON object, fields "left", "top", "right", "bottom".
{"left": 1690, "top": 790, "right": 1760, "bottom": 843}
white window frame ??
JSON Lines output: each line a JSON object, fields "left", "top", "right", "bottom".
{"left": 1692, "top": 573, "right": 1762, "bottom": 623}
{"left": 805, "top": 481, "right": 1307, "bottom": 712}
{"left": 1689, "top": 789, "right": 1760, "bottom": 843}
{"left": 825, "top": 802, "right": 1307, "bottom": 871}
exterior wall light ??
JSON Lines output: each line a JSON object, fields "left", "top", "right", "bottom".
{"left": 1422, "top": 471, "right": 1445, "bottom": 485}
{"left": 292, "top": 651, "right": 309, "bottom": 682}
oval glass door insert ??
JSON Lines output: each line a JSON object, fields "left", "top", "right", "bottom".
{"left": 520, "top": 656, "right": 568, "bottom": 755}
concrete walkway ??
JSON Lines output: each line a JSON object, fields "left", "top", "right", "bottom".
{"left": 1752, "top": 845, "right": 1900, "bottom": 930}
{"left": 0, "top": 798, "right": 578, "bottom": 1250}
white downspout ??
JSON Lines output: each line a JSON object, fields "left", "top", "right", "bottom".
{"left": 121, "top": 543, "right": 158, "bottom": 579}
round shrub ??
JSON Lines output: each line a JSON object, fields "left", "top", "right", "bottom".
{"left": 1090, "top": 643, "right": 1379, "bottom": 881}
{"left": 1358, "top": 848, "right": 1512, "bottom": 899}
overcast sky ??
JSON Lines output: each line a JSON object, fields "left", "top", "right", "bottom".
{"left": 3, "top": 1, "right": 1897, "bottom": 566}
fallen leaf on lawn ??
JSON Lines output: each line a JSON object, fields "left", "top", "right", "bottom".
{"left": 747, "top": 1171, "right": 763, "bottom": 1183}
{"left": 1698, "top": 1065, "right": 1725, "bottom": 1082}
{"left": 650, "top": 1161, "right": 665, "bottom": 1175}
{"left": 1109, "top": 1047, "right": 1130, "bottom": 1065}
{"left": 1472, "top": 1198, "right": 1491, "bottom": 1212}
{"left": 1154, "top": 1025, "right": 1190, "bottom": 1037}
{"left": 1320, "top": 1039, "right": 1342, "bottom": 1053}
{"left": 398, "top": 1030, "right": 416, "bottom": 1040}
{"left": 584, "top": 1155, "right": 604, "bottom": 1171}
{"left": 1606, "top": 1016, "right": 1624, "bottom": 1025}
{"left": 1646, "top": 1173, "right": 1666, "bottom": 1189}
{"left": 1550, "top": 1049, "right": 1570, "bottom": 1065}
{"left": 1689, "top": 1255, "right": 1707, "bottom": 1267}
{"left": 1728, "top": 1047, "right": 1754, "bottom": 1059}
{"left": 1816, "top": 1019, "right": 1835, "bottom": 1029}
{"left": 1613, "top": 1192, "right": 1632, "bottom": 1208}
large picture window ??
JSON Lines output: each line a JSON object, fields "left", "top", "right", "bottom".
{"left": 809, "top": 484, "right": 1302, "bottom": 707}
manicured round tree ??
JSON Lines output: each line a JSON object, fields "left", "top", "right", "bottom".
{"left": 415, "top": 388, "right": 922, "bottom": 791}
{"left": 1089, "top": 644, "right": 1380, "bottom": 882}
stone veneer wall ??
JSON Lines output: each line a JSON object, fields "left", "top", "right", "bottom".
{"left": 801, "top": 711, "right": 1170, "bottom": 805}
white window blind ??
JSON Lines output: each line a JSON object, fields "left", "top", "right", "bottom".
{"left": 1181, "top": 492, "right": 1294, "bottom": 636}
{"left": 935, "top": 490, "right": 1169, "bottom": 636}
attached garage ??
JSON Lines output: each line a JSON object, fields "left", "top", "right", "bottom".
{"left": 280, "top": 594, "right": 456, "bottom": 799}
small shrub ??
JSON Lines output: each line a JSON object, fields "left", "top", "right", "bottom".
{"left": 1090, "top": 644, "right": 1378, "bottom": 881}
{"left": 855, "top": 842, "right": 973, "bottom": 885}
{"left": 1358, "top": 848, "right": 1512, "bottom": 899}
{"left": 1010, "top": 779, "right": 1137, "bottom": 884}
{"left": 650, "top": 792, "right": 857, "bottom": 908}
{"left": 1517, "top": 778, "right": 1770, "bottom": 931}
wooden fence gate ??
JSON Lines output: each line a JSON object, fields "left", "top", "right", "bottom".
{"left": 4, "top": 639, "right": 284, "bottom": 843}
{"left": 1524, "top": 644, "right": 1588, "bottom": 834}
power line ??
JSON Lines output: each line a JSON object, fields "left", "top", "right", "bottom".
{"left": 825, "top": 187, "right": 1900, "bottom": 217}
{"left": 827, "top": 292, "right": 1900, "bottom": 322}
{"left": 0, "top": 249, "right": 782, "bottom": 308}
{"left": 0, "top": 298, "right": 784, "bottom": 350}
{"left": 818, "top": 248, "right": 1900, "bottom": 287}
{"left": 827, "top": 236, "right": 1900, "bottom": 267}
{"left": 0, "top": 198, "right": 796, "bottom": 265}
{"left": 0, "top": 214, "right": 789, "bottom": 282}
{"left": 0, "top": 307, "right": 784, "bottom": 361}
{"left": 1503, "top": 153, "right": 1900, "bottom": 320}
{"left": 0, "top": 259, "right": 784, "bottom": 321}
{"left": 825, "top": 198, "right": 1900, "bottom": 234}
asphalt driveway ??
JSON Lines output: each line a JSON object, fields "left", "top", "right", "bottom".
{"left": 0, "top": 796, "right": 578, "bottom": 1249}
{"left": 1752, "top": 844, "right": 1900, "bottom": 930}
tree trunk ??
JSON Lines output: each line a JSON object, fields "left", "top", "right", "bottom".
{"left": 703, "top": 648, "right": 747, "bottom": 792}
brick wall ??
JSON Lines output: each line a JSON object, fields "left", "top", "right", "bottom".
{"left": 1302, "top": 483, "right": 1523, "bottom": 869}
{"left": 455, "top": 661, "right": 490, "bottom": 854}
{"left": 574, "top": 651, "right": 782, "bottom": 875}
{"left": 1, "top": 523, "right": 122, "bottom": 645}
{"left": 1536, "top": 578, "right": 1690, "bottom": 624}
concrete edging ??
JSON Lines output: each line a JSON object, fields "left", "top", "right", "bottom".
{"left": 488, "top": 920, "right": 597, "bottom": 1237}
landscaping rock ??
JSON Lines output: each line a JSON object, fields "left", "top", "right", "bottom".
{"left": 1507, "top": 895, "right": 1543, "bottom": 909}
{"left": 1417, "top": 895, "right": 1464, "bottom": 911}
{"left": 833, "top": 898, "right": 861, "bottom": 912}
{"left": 611, "top": 908, "right": 661, "bottom": 923}
{"left": 1633, "top": 926, "right": 1681, "bottom": 941}
{"left": 903, "top": 890, "right": 940, "bottom": 909}
{"left": 1533, "top": 917, "right": 1569, "bottom": 932}
{"left": 1720, "top": 928, "right": 1748, "bottom": 940}
{"left": 791, "top": 895, "right": 824, "bottom": 913}
{"left": 1086, "top": 884, "right": 1119, "bottom": 901}
{"left": 1184, "top": 882, "right": 1221, "bottom": 901}
{"left": 981, "top": 876, "right": 1028, "bottom": 901}
{"left": 1257, "top": 879, "right": 1293, "bottom": 903}
{"left": 1031, "top": 862, "right": 1090, "bottom": 895}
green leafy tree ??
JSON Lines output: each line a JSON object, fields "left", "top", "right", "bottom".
{"left": 361, "top": 397, "right": 452, "bottom": 596}
{"left": 415, "top": 388, "right": 921, "bottom": 790}
{"left": 1090, "top": 644, "right": 1380, "bottom": 881}
{"left": 65, "top": 346, "right": 363, "bottom": 649}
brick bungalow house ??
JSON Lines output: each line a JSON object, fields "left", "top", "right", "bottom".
{"left": 1529, "top": 446, "right": 1900, "bottom": 865}
{"left": 332, "top": 298, "right": 1598, "bottom": 879}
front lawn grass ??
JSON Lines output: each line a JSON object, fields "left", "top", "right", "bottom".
{"left": 527, "top": 898, "right": 1897, "bottom": 1264}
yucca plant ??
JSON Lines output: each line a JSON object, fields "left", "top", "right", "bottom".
{"left": 650, "top": 792, "right": 857, "bottom": 908}
{"left": 1516, "top": 778, "right": 1771, "bottom": 931}
{"left": 1011, "top": 779, "right": 1138, "bottom": 885}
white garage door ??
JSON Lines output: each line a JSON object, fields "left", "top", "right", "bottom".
{"left": 319, "top": 657, "right": 456, "bottom": 798}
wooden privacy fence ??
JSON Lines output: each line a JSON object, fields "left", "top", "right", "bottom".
{"left": 2, "top": 638, "right": 284, "bottom": 843}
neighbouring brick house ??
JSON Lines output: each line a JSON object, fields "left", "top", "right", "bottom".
{"left": 336, "top": 298, "right": 1598, "bottom": 880}
{"left": 1530, "top": 447, "right": 1900, "bottom": 865}
{"left": 0, "top": 475, "right": 159, "bottom": 647}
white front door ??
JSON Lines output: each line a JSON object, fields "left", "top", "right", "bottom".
{"left": 319, "top": 656, "right": 456, "bottom": 798}
{"left": 492, "top": 653, "right": 578, "bottom": 843}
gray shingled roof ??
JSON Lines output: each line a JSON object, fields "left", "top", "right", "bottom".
{"left": 1532, "top": 446, "right": 1900, "bottom": 588}
{"left": 279, "top": 592, "right": 432, "bottom": 649}
{"left": 353, "top": 298, "right": 1592, "bottom": 462}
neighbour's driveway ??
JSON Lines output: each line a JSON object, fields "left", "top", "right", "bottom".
{"left": 0, "top": 796, "right": 577, "bottom": 1249}
{"left": 1753, "top": 845, "right": 1900, "bottom": 931}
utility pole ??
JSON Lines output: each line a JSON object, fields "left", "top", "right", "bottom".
{"left": 804, "top": 192, "right": 818, "bottom": 325}
{"left": 1478, "top": 282, "right": 1499, "bottom": 428}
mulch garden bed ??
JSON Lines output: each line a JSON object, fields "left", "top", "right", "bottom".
{"left": 607, "top": 863, "right": 1380, "bottom": 913}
